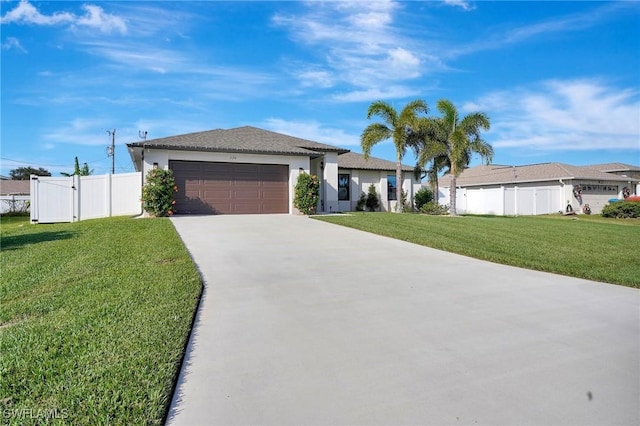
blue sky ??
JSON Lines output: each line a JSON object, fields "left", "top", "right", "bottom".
{"left": 1, "top": 0, "right": 639, "bottom": 177}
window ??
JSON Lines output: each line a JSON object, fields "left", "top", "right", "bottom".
{"left": 338, "top": 174, "right": 350, "bottom": 201}
{"left": 387, "top": 175, "right": 397, "bottom": 200}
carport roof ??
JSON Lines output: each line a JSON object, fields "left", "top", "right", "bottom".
{"left": 127, "top": 126, "right": 349, "bottom": 156}
{"left": 439, "top": 162, "right": 639, "bottom": 187}
{"left": 338, "top": 152, "right": 414, "bottom": 172}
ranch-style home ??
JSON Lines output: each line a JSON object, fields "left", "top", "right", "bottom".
{"left": 438, "top": 162, "right": 640, "bottom": 216}
{"left": 126, "top": 126, "right": 421, "bottom": 215}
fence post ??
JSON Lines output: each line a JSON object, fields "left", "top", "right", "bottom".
{"left": 73, "top": 175, "right": 80, "bottom": 222}
{"left": 30, "top": 175, "right": 38, "bottom": 224}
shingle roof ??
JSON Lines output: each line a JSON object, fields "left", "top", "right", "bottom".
{"left": 0, "top": 180, "right": 30, "bottom": 195}
{"left": 582, "top": 162, "right": 640, "bottom": 173}
{"left": 127, "top": 126, "right": 348, "bottom": 156}
{"left": 338, "top": 152, "right": 413, "bottom": 172}
{"left": 439, "top": 162, "right": 638, "bottom": 187}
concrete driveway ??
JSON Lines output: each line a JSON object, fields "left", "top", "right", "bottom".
{"left": 166, "top": 214, "right": 639, "bottom": 425}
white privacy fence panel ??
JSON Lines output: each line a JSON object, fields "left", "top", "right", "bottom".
{"left": 443, "top": 185, "right": 564, "bottom": 216}
{"left": 30, "top": 173, "right": 141, "bottom": 224}
{"left": 79, "top": 174, "right": 109, "bottom": 220}
{"left": 112, "top": 173, "right": 143, "bottom": 216}
{"left": 30, "top": 177, "right": 74, "bottom": 223}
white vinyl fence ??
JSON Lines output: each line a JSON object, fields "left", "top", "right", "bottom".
{"left": 0, "top": 195, "right": 30, "bottom": 214}
{"left": 441, "top": 185, "right": 563, "bottom": 216}
{"left": 30, "top": 173, "right": 142, "bottom": 223}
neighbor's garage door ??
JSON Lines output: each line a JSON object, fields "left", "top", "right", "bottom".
{"left": 170, "top": 161, "right": 289, "bottom": 214}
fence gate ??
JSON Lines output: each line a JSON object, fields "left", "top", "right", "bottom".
{"left": 30, "top": 176, "right": 74, "bottom": 223}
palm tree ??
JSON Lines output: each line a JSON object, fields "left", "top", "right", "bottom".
{"left": 416, "top": 99, "right": 493, "bottom": 216}
{"left": 361, "top": 99, "right": 428, "bottom": 212}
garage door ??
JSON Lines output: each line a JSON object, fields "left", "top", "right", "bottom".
{"left": 170, "top": 161, "right": 289, "bottom": 214}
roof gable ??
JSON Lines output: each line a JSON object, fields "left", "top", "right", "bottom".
{"left": 127, "top": 126, "right": 348, "bottom": 156}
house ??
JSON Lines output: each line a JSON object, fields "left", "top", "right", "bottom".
{"left": 438, "top": 162, "right": 639, "bottom": 215}
{"left": 126, "top": 126, "right": 421, "bottom": 215}
{"left": 0, "top": 180, "right": 30, "bottom": 196}
{"left": 0, "top": 179, "right": 31, "bottom": 215}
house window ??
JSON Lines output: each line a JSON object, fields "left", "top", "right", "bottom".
{"left": 338, "top": 174, "right": 350, "bottom": 201}
{"left": 387, "top": 175, "right": 397, "bottom": 200}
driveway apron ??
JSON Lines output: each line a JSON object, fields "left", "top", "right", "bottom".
{"left": 167, "top": 214, "right": 639, "bottom": 425}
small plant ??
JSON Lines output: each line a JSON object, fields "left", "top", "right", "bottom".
{"left": 294, "top": 172, "right": 319, "bottom": 215}
{"left": 420, "top": 201, "right": 449, "bottom": 215}
{"left": 141, "top": 168, "right": 178, "bottom": 217}
{"left": 400, "top": 188, "right": 413, "bottom": 212}
{"left": 355, "top": 192, "right": 367, "bottom": 211}
{"left": 601, "top": 201, "right": 640, "bottom": 218}
{"left": 365, "top": 184, "right": 379, "bottom": 212}
{"left": 414, "top": 187, "right": 433, "bottom": 210}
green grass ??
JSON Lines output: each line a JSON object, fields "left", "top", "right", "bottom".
{"left": 314, "top": 213, "right": 640, "bottom": 288}
{"left": 0, "top": 216, "right": 202, "bottom": 425}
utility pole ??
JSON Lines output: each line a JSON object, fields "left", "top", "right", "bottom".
{"left": 107, "top": 129, "right": 116, "bottom": 174}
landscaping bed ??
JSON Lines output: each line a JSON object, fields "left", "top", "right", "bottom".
{"left": 314, "top": 213, "right": 639, "bottom": 288}
{"left": 0, "top": 216, "right": 202, "bottom": 425}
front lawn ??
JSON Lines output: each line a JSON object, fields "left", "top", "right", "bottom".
{"left": 314, "top": 213, "right": 640, "bottom": 288}
{"left": 0, "top": 216, "right": 202, "bottom": 425}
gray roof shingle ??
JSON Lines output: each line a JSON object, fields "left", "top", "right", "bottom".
{"left": 337, "top": 152, "right": 413, "bottom": 172}
{"left": 0, "top": 180, "right": 30, "bottom": 195}
{"left": 439, "top": 162, "right": 639, "bottom": 187}
{"left": 127, "top": 126, "right": 349, "bottom": 156}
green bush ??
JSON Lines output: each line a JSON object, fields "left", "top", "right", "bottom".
{"left": 414, "top": 187, "right": 433, "bottom": 210}
{"left": 420, "top": 201, "right": 449, "bottom": 215}
{"left": 141, "top": 168, "right": 177, "bottom": 217}
{"left": 365, "top": 184, "right": 379, "bottom": 212}
{"left": 601, "top": 201, "right": 640, "bottom": 218}
{"left": 355, "top": 192, "right": 366, "bottom": 211}
{"left": 400, "top": 189, "right": 413, "bottom": 212}
{"left": 294, "top": 172, "right": 319, "bottom": 215}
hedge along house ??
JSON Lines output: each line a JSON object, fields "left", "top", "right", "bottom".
{"left": 438, "top": 162, "right": 639, "bottom": 216}
{"left": 127, "top": 126, "right": 421, "bottom": 215}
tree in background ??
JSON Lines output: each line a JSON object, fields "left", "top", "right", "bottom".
{"left": 416, "top": 99, "right": 493, "bottom": 216}
{"left": 60, "top": 157, "right": 93, "bottom": 177}
{"left": 361, "top": 99, "right": 428, "bottom": 212}
{"left": 9, "top": 167, "right": 51, "bottom": 180}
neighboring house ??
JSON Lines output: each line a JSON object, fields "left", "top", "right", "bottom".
{"left": 0, "top": 180, "right": 30, "bottom": 214}
{"left": 0, "top": 180, "right": 30, "bottom": 195}
{"left": 127, "top": 126, "right": 420, "bottom": 215}
{"left": 438, "top": 162, "right": 639, "bottom": 216}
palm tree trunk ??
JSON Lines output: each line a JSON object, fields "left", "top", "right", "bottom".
{"left": 449, "top": 175, "right": 457, "bottom": 216}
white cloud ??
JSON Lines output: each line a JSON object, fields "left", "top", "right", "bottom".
{"left": 261, "top": 118, "right": 360, "bottom": 146}
{"left": 1, "top": 36, "right": 26, "bottom": 52}
{"left": 0, "top": 0, "right": 126, "bottom": 34}
{"left": 273, "top": 1, "right": 429, "bottom": 100}
{"left": 468, "top": 79, "right": 640, "bottom": 151}
{"left": 442, "top": 0, "right": 475, "bottom": 12}
{"left": 43, "top": 118, "right": 114, "bottom": 146}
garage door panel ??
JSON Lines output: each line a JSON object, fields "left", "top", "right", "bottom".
{"left": 170, "top": 160, "right": 288, "bottom": 214}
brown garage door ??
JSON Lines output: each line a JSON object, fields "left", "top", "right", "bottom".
{"left": 170, "top": 161, "right": 289, "bottom": 214}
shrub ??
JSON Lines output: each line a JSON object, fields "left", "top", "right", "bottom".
{"left": 294, "top": 172, "right": 319, "bottom": 215}
{"left": 1, "top": 198, "right": 30, "bottom": 216}
{"left": 355, "top": 192, "right": 366, "bottom": 211}
{"left": 420, "top": 201, "right": 449, "bottom": 215}
{"left": 601, "top": 201, "right": 640, "bottom": 218}
{"left": 414, "top": 187, "right": 433, "bottom": 210}
{"left": 365, "top": 184, "right": 379, "bottom": 212}
{"left": 141, "top": 168, "right": 177, "bottom": 217}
